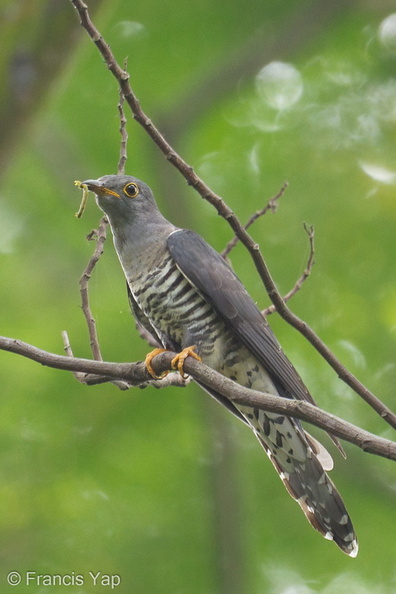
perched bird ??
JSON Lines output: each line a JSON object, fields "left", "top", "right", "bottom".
{"left": 80, "top": 174, "right": 358, "bottom": 557}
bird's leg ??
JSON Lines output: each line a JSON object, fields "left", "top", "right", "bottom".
{"left": 171, "top": 346, "right": 201, "bottom": 379}
{"left": 145, "top": 346, "right": 202, "bottom": 379}
{"left": 145, "top": 348, "right": 170, "bottom": 379}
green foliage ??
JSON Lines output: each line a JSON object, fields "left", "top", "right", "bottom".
{"left": 0, "top": 1, "right": 395, "bottom": 592}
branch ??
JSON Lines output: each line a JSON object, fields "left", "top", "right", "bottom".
{"left": 221, "top": 185, "right": 314, "bottom": 317}
{"left": 117, "top": 86, "right": 128, "bottom": 175}
{"left": 221, "top": 184, "right": 315, "bottom": 316}
{"left": 220, "top": 182, "right": 287, "bottom": 259}
{"left": 0, "top": 335, "right": 395, "bottom": 461}
{"left": 79, "top": 218, "right": 107, "bottom": 361}
{"left": 69, "top": 0, "right": 396, "bottom": 431}
{"left": 74, "top": 85, "right": 130, "bottom": 388}
{"left": 262, "top": 222, "right": 315, "bottom": 317}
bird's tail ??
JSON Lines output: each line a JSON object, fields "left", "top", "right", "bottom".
{"left": 237, "top": 401, "right": 358, "bottom": 557}
{"left": 255, "top": 425, "right": 358, "bottom": 557}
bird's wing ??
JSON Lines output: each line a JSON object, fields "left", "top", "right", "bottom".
{"left": 167, "top": 229, "right": 317, "bottom": 406}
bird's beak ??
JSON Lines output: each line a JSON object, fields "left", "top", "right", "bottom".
{"left": 82, "top": 179, "right": 120, "bottom": 198}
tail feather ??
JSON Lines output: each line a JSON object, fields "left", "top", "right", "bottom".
{"left": 256, "top": 431, "right": 358, "bottom": 557}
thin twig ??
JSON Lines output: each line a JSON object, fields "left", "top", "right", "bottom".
{"left": 263, "top": 222, "right": 315, "bottom": 316}
{"left": 117, "top": 86, "right": 128, "bottom": 175}
{"left": 69, "top": 0, "right": 396, "bottom": 431}
{"left": 0, "top": 335, "right": 395, "bottom": 462}
{"left": 79, "top": 219, "right": 131, "bottom": 391}
{"left": 79, "top": 219, "right": 107, "bottom": 361}
{"left": 221, "top": 182, "right": 287, "bottom": 259}
{"left": 76, "top": 86, "right": 129, "bottom": 388}
{"left": 61, "top": 329, "right": 88, "bottom": 384}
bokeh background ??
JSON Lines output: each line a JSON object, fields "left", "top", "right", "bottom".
{"left": 0, "top": 1, "right": 395, "bottom": 592}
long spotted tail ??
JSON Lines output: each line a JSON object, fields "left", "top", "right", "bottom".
{"left": 257, "top": 432, "right": 358, "bottom": 556}
{"left": 240, "top": 404, "right": 358, "bottom": 557}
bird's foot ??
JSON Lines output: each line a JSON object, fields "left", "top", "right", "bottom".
{"left": 171, "top": 346, "right": 201, "bottom": 379}
{"left": 145, "top": 346, "right": 201, "bottom": 380}
{"left": 145, "top": 348, "right": 170, "bottom": 379}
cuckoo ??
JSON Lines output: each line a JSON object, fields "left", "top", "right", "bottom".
{"left": 79, "top": 174, "right": 358, "bottom": 557}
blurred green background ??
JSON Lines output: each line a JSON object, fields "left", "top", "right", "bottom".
{"left": 0, "top": 0, "right": 395, "bottom": 592}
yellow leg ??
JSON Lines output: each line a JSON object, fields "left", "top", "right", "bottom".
{"left": 145, "top": 348, "right": 169, "bottom": 379}
{"left": 171, "top": 346, "right": 201, "bottom": 379}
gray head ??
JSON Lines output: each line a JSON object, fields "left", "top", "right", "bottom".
{"left": 82, "top": 175, "right": 163, "bottom": 227}
{"left": 81, "top": 175, "right": 176, "bottom": 256}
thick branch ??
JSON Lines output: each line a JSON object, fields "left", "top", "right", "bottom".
{"left": 69, "top": 0, "right": 396, "bottom": 431}
{"left": 0, "top": 335, "right": 395, "bottom": 462}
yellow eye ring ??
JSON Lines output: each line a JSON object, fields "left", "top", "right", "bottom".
{"left": 123, "top": 182, "right": 139, "bottom": 198}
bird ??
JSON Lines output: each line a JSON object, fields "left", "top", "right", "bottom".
{"left": 79, "top": 174, "right": 358, "bottom": 557}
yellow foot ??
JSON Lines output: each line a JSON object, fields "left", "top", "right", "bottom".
{"left": 171, "top": 346, "right": 201, "bottom": 379}
{"left": 145, "top": 348, "right": 169, "bottom": 379}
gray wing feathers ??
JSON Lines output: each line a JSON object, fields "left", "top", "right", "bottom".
{"left": 167, "top": 229, "right": 315, "bottom": 406}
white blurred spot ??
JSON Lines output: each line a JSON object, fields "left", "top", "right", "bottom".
{"left": 0, "top": 200, "right": 24, "bottom": 253}
{"left": 323, "top": 572, "right": 389, "bottom": 594}
{"left": 366, "top": 80, "right": 396, "bottom": 124}
{"left": 72, "top": 425, "right": 93, "bottom": 436}
{"left": 374, "top": 363, "right": 395, "bottom": 383}
{"left": 256, "top": 62, "right": 303, "bottom": 110}
{"left": 20, "top": 418, "right": 46, "bottom": 442}
{"left": 248, "top": 114, "right": 284, "bottom": 133}
{"left": 263, "top": 566, "right": 391, "bottom": 594}
{"left": 318, "top": 57, "right": 366, "bottom": 88}
{"left": 262, "top": 565, "right": 315, "bottom": 594}
{"left": 196, "top": 152, "right": 226, "bottom": 192}
{"left": 247, "top": 143, "right": 261, "bottom": 174}
{"left": 379, "top": 13, "right": 396, "bottom": 54}
{"left": 115, "top": 21, "right": 146, "bottom": 39}
{"left": 358, "top": 161, "right": 396, "bottom": 184}
{"left": 82, "top": 490, "right": 109, "bottom": 501}
{"left": 337, "top": 339, "right": 366, "bottom": 369}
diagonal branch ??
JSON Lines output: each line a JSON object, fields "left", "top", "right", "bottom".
{"left": 0, "top": 335, "right": 395, "bottom": 462}
{"left": 69, "top": 0, "right": 396, "bottom": 431}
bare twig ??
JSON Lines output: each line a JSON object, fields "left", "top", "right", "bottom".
{"left": 61, "top": 329, "right": 88, "bottom": 384}
{"left": 221, "top": 182, "right": 287, "bottom": 259}
{"left": 263, "top": 222, "right": 315, "bottom": 316}
{"left": 69, "top": 0, "right": 396, "bottom": 431}
{"left": 221, "top": 185, "right": 314, "bottom": 317}
{"left": 117, "top": 87, "right": 128, "bottom": 175}
{"left": 79, "top": 220, "right": 132, "bottom": 391}
{"left": 0, "top": 335, "right": 395, "bottom": 461}
{"left": 79, "top": 218, "right": 107, "bottom": 361}
{"left": 75, "top": 85, "right": 129, "bottom": 388}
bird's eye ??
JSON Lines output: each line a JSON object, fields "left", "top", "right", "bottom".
{"left": 123, "top": 183, "right": 139, "bottom": 198}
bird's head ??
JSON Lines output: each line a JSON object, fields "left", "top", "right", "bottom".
{"left": 80, "top": 174, "right": 160, "bottom": 225}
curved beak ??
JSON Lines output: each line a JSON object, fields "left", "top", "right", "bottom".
{"left": 82, "top": 179, "right": 120, "bottom": 198}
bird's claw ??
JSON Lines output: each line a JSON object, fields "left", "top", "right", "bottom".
{"left": 145, "top": 348, "right": 169, "bottom": 379}
{"left": 171, "top": 346, "right": 201, "bottom": 379}
{"left": 145, "top": 346, "right": 201, "bottom": 380}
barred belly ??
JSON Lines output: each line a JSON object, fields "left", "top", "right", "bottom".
{"left": 126, "top": 251, "right": 226, "bottom": 360}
